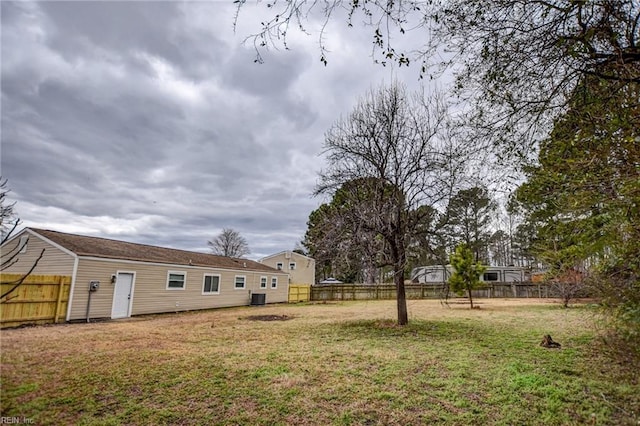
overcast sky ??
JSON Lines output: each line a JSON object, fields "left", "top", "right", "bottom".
{"left": 1, "top": 1, "right": 429, "bottom": 259}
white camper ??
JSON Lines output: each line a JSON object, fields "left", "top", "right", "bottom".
{"left": 411, "top": 265, "right": 526, "bottom": 284}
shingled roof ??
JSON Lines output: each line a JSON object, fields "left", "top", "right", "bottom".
{"left": 30, "top": 228, "right": 278, "bottom": 273}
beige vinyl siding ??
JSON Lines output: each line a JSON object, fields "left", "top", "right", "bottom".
{"left": 70, "top": 259, "right": 121, "bottom": 320}
{"left": 1, "top": 231, "right": 75, "bottom": 276}
{"left": 261, "top": 252, "right": 315, "bottom": 285}
{"left": 291, "top": 255, "right": 315, "bottom": 285}
{"left": 69, "top": 258, "right": 289, "bottom": 320}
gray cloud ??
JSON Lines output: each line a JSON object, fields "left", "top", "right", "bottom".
{"left": 1, "top": 0, "right": 428, "bottom": 259}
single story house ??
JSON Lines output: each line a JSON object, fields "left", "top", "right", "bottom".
{"left": 1, "top": 228, "right": 289, "bottom": 322}
{"left": 259, "top": 251, "right": 315, "bottom": 285}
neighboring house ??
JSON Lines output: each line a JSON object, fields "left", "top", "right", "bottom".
{"left": 1, "top": 228, "right": 289, "bottom": 322}
{"left": 259, "top": 251, "right": 315, "bottom": 285}
{"left": 411, "top": 265, "right": 527, "bottom": 284}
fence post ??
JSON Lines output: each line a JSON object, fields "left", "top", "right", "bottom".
{"left": 54, "top": 276, "right": 65, "bottom": 323}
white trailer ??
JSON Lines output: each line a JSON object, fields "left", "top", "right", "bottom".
{"left": 411, "top": 265, "right": 526, "bottom": 284}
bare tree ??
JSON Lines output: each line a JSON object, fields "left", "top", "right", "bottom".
{"left": 208, "top": 228, "right": 250, "bottom": 258}
{"left": 236, "top": 0, "right": 639, "bottom": 158}
{"left": 1, "top": 177, "right": 45, "bottom": 303}
{"left": 1, "top": 177, "right": 18, "bottom": 242}
{"left": 317, "top": 82, "right": 460, "bottom": 325}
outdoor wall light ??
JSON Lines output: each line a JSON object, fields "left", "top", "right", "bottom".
{"left": 111, "top": 275, "right": 116, "bottom": 284}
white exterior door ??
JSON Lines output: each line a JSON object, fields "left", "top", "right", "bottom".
{"left": 112, "top": 272, "right": 134, "bottom": 319}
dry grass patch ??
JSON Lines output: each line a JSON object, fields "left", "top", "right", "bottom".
{"left": 1, "top": 299, "right": 638, "bottom": 425}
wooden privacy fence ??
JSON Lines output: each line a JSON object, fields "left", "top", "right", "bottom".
{"left": 288, "top": 284, "right": 311, "bottom": 303}
{"left": 311, "top": 282, "right": 558, "bottom": 301}
{"left": 1, "top": 274, "right": 71, "bottom": 328}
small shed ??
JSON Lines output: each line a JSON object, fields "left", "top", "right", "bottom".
{"left": 1, "top": 228, "right": 289, "bottom": 322}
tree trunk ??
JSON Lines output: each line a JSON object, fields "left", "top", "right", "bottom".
{"left": 396, "top": 267, "right": 408, "bottom": 325}
{"left": 391, "top": 235, "right": 409, "bottom": 326}
{"left": 468, "top": 287, "right": 474, "bottom": 309}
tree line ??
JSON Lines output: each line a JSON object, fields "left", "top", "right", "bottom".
{"left": 236, "top": 0, "right": 639, "bottom": 332}
{"left": 304, "top": 175, "right": 538, "bottom": 285}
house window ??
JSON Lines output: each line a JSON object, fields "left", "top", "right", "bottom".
{"left": 260, "top": 276, "right": 267, "bottom": 289}
{"left": 203, "top": 274, "right": 221, "bottom": 294}
{"left": 167, "top": 271, "right": 186, "bottom": 290}
{"left": 276, "top": 262, "right": 283, "bottom": 270}
{"left": 271, "top": 277, "right": 278, "bottom": 289}
{"left": 234, "top": 275, "right": 246, "bottom": 289}
{"left": 289, "top": 262, "right": 296, "bottom": 270}
{"left": 483, "top": 272, "right": 499, "bottom": 282}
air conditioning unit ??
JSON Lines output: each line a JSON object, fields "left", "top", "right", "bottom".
{"left": 251, "top": 293, "right": 266, "bottom": 306}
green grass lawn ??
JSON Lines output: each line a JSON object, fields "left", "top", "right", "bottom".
{"left": 1, "top": 299, "right": 638, "bottom": 425}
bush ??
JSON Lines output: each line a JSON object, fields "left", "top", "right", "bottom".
{"left": 588, "top": 263, "right": 640, "bottom": 357}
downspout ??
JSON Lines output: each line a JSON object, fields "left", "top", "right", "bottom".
{"left": 65, "top": 255, "right": 79, "bottom": 322}
{"left": 86, "top": 286, "right": 93, "bottom": 323}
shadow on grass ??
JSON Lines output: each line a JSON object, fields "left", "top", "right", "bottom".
{"left": 327, "top": 318, "right": 639, "bottom": 424}
{"left": 327, "top": 317, "right": 589, "bottom": 365}
{"left": 333, "top": 318, "right": 511, "bottom": 342}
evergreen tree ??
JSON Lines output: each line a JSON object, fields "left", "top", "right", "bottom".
{"left": 443, "top": 186, "right": 497, "bottom": 264}
{"left": 303, "top": 180, "right": 386, "bottom": 283}
{"left": 449, "top": 244, "right": 486, "bottom": 309}
{"left": 516, "top": 76, "right": 639, "bottom": 338}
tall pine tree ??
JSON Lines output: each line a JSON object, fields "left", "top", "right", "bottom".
{"left": 516, "top": 76, "right": 639, "bottom": 338}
